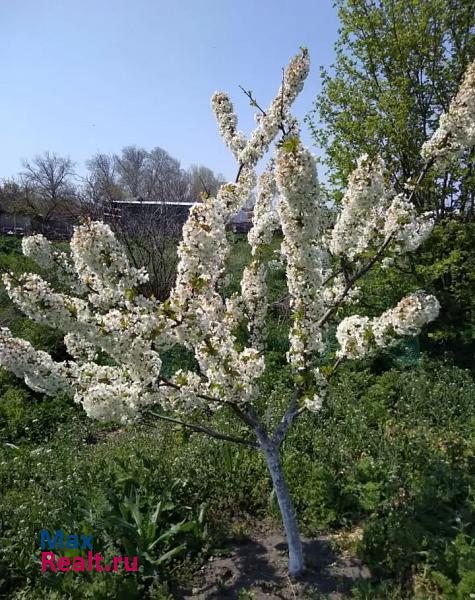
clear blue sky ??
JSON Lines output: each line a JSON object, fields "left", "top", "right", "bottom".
{"left": 0, "top": 0, "right": 339, "bottom": 182}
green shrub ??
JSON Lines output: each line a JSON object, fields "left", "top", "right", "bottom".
{"left": 357, "top": 219, "right": 475, "bottom": 369}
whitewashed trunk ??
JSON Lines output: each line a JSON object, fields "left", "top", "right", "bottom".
{"left": 260, "top": 439, "right": 305, "bottom": 577}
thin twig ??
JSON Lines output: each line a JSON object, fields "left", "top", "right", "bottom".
{"left": 158, "top": 376, "right": 262, "bottom": 432}
{"left": 238, "top": 86, "right": 267, "bottom": 116}
{"left": 0, "top": 267, "right": 23, "bottom": 286}
{"left": 144, "top": 410, "right": 259, "bottom": 448}
{"left": 328, "top": 356, "right": 343, "bottom": 380}
{"left": 235, "top": 163, "right": 244, "bottom": 183}
{"left": 238, "top": 73, "right": 289, "bottom": 139}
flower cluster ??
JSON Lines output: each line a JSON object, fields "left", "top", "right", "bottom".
{"left": 212, "top": 48, "right": 310, "bottom": 168}
{"left": 247, "top": 168, "right": 278, "bottom": 252}
{"left": 75, "top": 364, "right": 158, "bottom": 423}
{"left": 161, "top": 370, "right": 210, "bottom": 412}
{"left": 275, "top": 141, "right": 328, "bottom": 370}
{"left": 0, "top": 328, "right": 75, "bottom": 396}
{"left": 64, "top": 332, "right": 98, "bottom": 363}
{"left": 421, "top": 58, "right": 475, "bottom": 170}
{"left": 2, "top": 221, "right": 175, "bottom": 423}
{"left": 22, "top": 233, "right": 86, "bottom": 293}
{"left": 3, "top": 273, "right": 89, "bottom": 330}
{"left": 302, "top": 367, "right": 327, "bottom": 413}
{"left": 70, "top": 220, "right": 149, "bottom": 308}
{"left": 383, "top": 194, "right": 434, "bottom": 253}
{"left": 329, "top": 155, "right": 387, "bottom": 259}
{"left": 329, "top": 154, "right": 435, "bottom": 264}
{"left": 240, "top": 168, "right": 279, "bottom": 349}
{"left": 336, "top": 292, "right": 440, "bottom": 359}
{"left": 240, "top": 260, "right": 268, "bottom": 350}
{"left": 211, "top": 92, "right": 247, "bottom": 159}
{"left": 168, "top": 53, "right": 312, "bottom": 408}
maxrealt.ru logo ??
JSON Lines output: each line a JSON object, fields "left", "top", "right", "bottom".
{"left": 40, "top": 530, "right": 138, "bottom": 573}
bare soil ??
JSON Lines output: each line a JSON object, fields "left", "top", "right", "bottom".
{"left": 179, "top": 521, "right": 370, "bottom": 599}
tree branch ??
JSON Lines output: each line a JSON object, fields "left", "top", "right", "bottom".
{"left": 158, "top": 376, "right": 264, "bottom": 434}
{"left": 318, "top": 157, "right": 437, "bottom": 329}
{"left": 272, "top": 387, "right": 300, "bottom": 448}
{"left": 144, "top": 410, "right": 259, "bottom": 448}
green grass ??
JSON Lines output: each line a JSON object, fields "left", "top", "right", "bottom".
{"left": 1, "top": 232, "right": 475, "bottom": 598}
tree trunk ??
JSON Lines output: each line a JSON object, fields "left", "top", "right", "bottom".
{"left": 260, "top": 438, "right": 305, "bottom": 577}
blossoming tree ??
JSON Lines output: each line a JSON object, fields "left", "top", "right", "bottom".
{"left": 1, "top": 50, "right": 474, "bottom": 576}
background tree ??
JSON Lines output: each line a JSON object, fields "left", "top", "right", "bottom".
{"left": 19, "top": 151, "right": 78, "bottom": 230}
{"left": 0, "top": 178, "right": 30, "bottom": 216}
{"left": 307, "top": 0, "right": 475, "bottom": 215}
{"left": 111, "top": 145, "right": 189, "bottom": 202}
{"left": 83, "top": 152, "right": 122, "bottom": 206}
{"left": 85, "top": 148, "right": 224, "bottom": 206}
{"left": 307, "top": 0, "right": 475, "bottom": 365}
{"left": 186, "top": 164, "right": 225, "bottom": 200}
{"left": 83, "top": 148, "right": 226, "bottom": 300}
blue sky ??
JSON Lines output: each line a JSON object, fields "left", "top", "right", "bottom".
{"left": 0, "top": 0, "right": 339, "bottom": 181}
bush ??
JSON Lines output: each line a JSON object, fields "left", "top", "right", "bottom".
{"left": 357, "top": 219, "right": 475, "bottom": 369}
{"left": 281, "top": 359, "right": 475, "bottom": 593}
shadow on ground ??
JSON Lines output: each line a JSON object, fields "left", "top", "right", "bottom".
{"left": 180, "top": 522, "right": 370, "bottom": 599}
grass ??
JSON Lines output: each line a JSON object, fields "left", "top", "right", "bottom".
{"left": 0, "top": 233, "right": 474, "bottom": 598}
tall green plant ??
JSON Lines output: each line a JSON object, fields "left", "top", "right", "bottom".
{"left": 308, "top": 0, "right": 475, "bottom": 215}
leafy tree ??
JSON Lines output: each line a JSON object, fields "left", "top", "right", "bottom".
{"left": 307, "top": 0, "right": 475, "bottom": 216}
{"left": 356, "top": 218, "right": 475, "bottom": 367}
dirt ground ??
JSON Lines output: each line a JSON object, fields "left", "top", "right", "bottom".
{"left": 179, "top": 521, "right": 370, "bottom": 599}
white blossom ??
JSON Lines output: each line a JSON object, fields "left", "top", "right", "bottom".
{"left": 22, "top": 234, "right": 85, "bottom": 292}
{"left": 383, "top": 194, "right": 434, "bottom": 252}
{"left": 336, "top": 292, "right": 440, "bottom": 359}
{"left": 303, "top": 367, "right": 327, "bottom": 413}
{"left": 422, "top": 58, "right": 475, "bottom": 170}
{"left": 211, "top": 92, "right": 247, "bottom": 159}
{"left": 330, "top": 155, "right": 435, "bottom": 262}
{"left": 329, "top": 154, "right": 388, "bottom": 259}
{"left": 237, "top": 48, "right": 310, "bottom": 166}
{"left": 64, "top": 332, "right": 98, "bottom": 363}
{"left": 0, "top": 328, "right": 75, "bottom": 396}
{"left": 70, "top": 220, "right": 149, "bottom": 309}
{"left": 276, "top": 140, "right": 328, "bottom": 370}
{"left": 75, "top": 364, "right": 157, "bottom": 423}
{"left": 240, "top": 168, "right": 280, "bottom": 349}
{"left": 247, "top": 167, "right": 278, "bottom": 252}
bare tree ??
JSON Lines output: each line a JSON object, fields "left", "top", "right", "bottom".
{"left": 83, "top": 153, "right": 123, "bottom": 206}
{"left": 83, "top": 146, "right": 226, "bottom": 299}
{"left": 20, "top": 152, "right": 77, "bottom": 231}
{"left": 86, "top": 146, "right": 192, "bottom": 204}
{"left": 186, "top": 164, "right": 225, "bottom": 200}
{"left": 21, "top": 152, "right": 75, "bottom": 202}
{"left": 84, "top": 146, "right": 189, "bottom": 299}
{"left": 115, "top": 204, "right": 182, "bottom": 301}
{"left": 142, "top": 147, "right": 181, "bottom": 201}
{"left": 113, "top": 146, "right": 149, "bottom": 198}
{"left": 113, "top": 145, "right": 190, "bottom": 202}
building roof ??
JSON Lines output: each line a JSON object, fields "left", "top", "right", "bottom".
{"left": 112, "top": 199, "right": 195, "bottom": 206}
{"left": 111, "top": 198, "right": 253, "bottom": 224}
